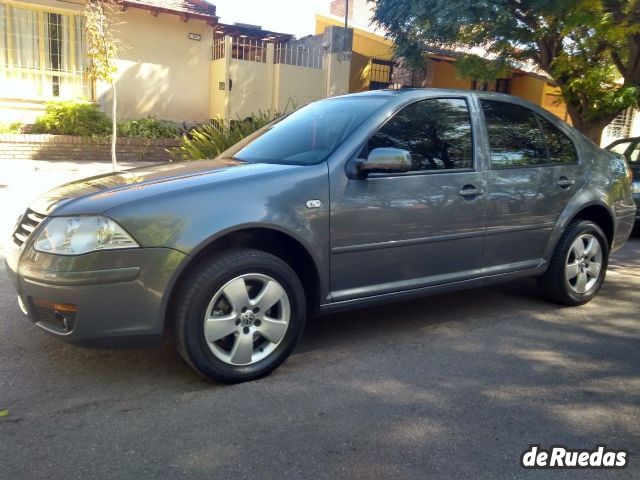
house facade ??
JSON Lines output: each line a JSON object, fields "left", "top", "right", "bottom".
{"left": 321, "top": 0, "right": 640, "bottom": 146}
{"left": 0, "top": 0, "right": 356, "bottom": 126}
{"left": 0, "top": 0, "right": 219, "bottom": 123}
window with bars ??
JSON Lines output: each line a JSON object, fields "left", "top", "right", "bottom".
{"left": 606, "top": 108, "right": 634, "bottom": 139}
{"left": 0, "top": 3, "right": 90, "bottom": 100}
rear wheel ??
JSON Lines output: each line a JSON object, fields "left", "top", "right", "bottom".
{"left": 538, "top": 220, "right": 609, "bottom": 306}
{"left": 175, "top": 249, "right": 306, "bottom": 383}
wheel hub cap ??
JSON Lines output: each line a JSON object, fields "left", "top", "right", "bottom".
{"left": 203, "top": 273, "right": 291, "bottom": 366}
{"left": 565, "top": 233, "right": 603, "bottom": 294}
{"left": 239, "top": 310, "right": 255, "bottom": 327}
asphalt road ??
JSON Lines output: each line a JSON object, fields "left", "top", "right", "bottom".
{"left": 1, "top": 237, "right": 639, "bottom": 479}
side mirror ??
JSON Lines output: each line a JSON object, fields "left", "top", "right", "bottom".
{"left": 357, "top": 148, "right": 412, "bottom": 177}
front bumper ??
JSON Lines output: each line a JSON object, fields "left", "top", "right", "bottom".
{"left": 4, "top": 243, "right": 187, "bottom": 347}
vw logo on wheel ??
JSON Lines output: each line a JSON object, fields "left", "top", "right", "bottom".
{"left": 240, "top": 310, "right": 255, "bottom": 327}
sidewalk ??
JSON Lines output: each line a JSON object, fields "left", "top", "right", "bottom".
{"left": 0, "top": 159, "right": 163, "bottom": 249}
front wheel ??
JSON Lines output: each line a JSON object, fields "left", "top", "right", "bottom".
{"left": 538, "top": 220, "right": 609, "bottom": 306}
{"left": 174, "top": 249, "right": 306, "bottom": 383}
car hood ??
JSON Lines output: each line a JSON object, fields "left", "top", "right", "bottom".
{"left": 29, "top": 158, "right": 296, "bottom": 216}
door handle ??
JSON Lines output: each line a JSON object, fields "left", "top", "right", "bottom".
{"left": 459, "top": 185, "right": 483, "bottom": 197}
{"left": 557, "top": 177, "right": 575, "bottom": 188}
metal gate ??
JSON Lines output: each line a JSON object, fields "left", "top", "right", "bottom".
{"left": 369, "top": 57, "right": 424, "bottom": 90}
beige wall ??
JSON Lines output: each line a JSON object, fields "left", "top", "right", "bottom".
{"left": 273, "top": 64, "right": 325, "bottom": 113}
{"left": 210, "top": 36, "right": 342, "bottom": 120}
{"left": 209, "top": 58, "right": 227, "bottom": 119}
{"left": 97, "top": 7, "right": 211, "bottom": 122}
{"left": 226, "top": 59, "right": 271, "bottom": 120}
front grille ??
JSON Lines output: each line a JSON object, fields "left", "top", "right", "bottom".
{"left": 13, "top": 209, "right": 46, "bottom": 247}
{"left": 30, "top": 302, "right": 76, "bottom": 334}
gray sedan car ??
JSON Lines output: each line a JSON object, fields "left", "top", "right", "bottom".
{"left": 5, "top": 89, "right": 636, "bottom": 383}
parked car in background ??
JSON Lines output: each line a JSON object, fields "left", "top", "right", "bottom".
{"left": 4, "top": 90, "right": 636, "bottom": 383}
{"left": 606, "top": 137, "right": 640, "bottom": 226}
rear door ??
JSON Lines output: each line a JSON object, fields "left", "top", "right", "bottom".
{"left": 478, "top": 98, "right": 585, "bottom": 273}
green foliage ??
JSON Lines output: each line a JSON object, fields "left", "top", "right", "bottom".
{"left": 31, "top": 101, "right": 111, "bottom": 136}
{"left": 117, "top": 117, "right": 180, "bottom": 138}
{"left": 170, "top": 111, "right": 281, "bottom": 161}
{"left": 29, "top": 102, "right": 180, "bottom": 138}
{"left": 372, "top": 0, "right": 640, "bottom": 142}
{"left": 455, "top": 55, "right": 512, "bottom": 83}
{"left": 84, "top": 0, "right": 120, "bottom": 84}
{"left": 0, "top": 122, "right": 22, "bottom": 134}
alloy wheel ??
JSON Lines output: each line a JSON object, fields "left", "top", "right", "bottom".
{"left": 565, "top": 233, "right": 603, "bottom": 294}
{"left": 203, "top": 273, "right": 291, "bottom": 366}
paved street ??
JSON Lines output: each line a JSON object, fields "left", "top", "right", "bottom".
{"left": 1, "top": 236, "right": 639, "bottom": 479}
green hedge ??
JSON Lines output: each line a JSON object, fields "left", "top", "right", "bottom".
{"left": 28, "top": 100, "right": 181, "bottom": 139}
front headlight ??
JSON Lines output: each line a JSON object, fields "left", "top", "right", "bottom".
{"left": 633, "top": 181, "right": 640, "bottom": 194}
{"left": 33, "top": 216, "right": 139, "bottom": 255}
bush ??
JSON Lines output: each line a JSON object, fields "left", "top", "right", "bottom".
{"left": 170, "top": 111, "right": 281, "bottom": 161}
{"left": 31, "top": 100, "right": 112, "bottom": 136}
{"left": 0, "top": 122, "right": 22, "bottom": 134}
{"left": 118, "top": 117, "right": 180, "bottom": 139}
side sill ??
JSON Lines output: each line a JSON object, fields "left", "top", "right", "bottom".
{"left": 317, "top": 265, "right": 546, "bottom": 316}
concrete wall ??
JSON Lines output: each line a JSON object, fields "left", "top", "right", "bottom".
{"left": 209, "top": 58, "right": 227, "bottom": 119}
{"left": 227, "top": 58, "right": 271, "bottom": 120}
{"left": 210, "top": 28, "right": 353, "bottom": 120}
{"left": 273, "top": 64, "right": 325, "bottom": 113}
{"left": 316, "top": 12, "right": 393, "bottom": 59}
{"left": 97, "top": 7, "right": 212, "bottom": 122}
{"left": 0, "top": 134, "right": 179, "bottom": 162}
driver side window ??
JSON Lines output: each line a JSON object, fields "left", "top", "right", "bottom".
{"left": 365, "top": 98, "right": 474, "bottom": 172}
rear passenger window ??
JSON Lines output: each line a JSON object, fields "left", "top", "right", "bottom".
{"left": 481, "top": 100, "right": 546, "bottom": 167}
{"left": 535, "top": 114, "right": 578, "bottom": 164}
{"left": 366, "top": 98, "right": 473, "bottom": 172}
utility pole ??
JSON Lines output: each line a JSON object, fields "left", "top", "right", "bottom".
{"left": 344, "top": 0, "right": 348, "bottom": 28}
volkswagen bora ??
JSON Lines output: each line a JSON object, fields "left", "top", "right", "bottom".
{"left": 5, "top": 90, "right": 636, "bottom": 383}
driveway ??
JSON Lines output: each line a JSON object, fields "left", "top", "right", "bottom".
{"left": 1, "top": 235, "right": 639, "bottom": 479}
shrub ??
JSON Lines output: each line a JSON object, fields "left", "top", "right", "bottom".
{"left": 170, "top": 111, "right": 281, "bottom": 161}
{"left": 118, "top": 117, "right": 181, "bottom": 139}
{"left": 0, "top": 122, "right": 22, "bottom": 134}
{"left": 31, "top": 100, "right": 112, "bottom": 136}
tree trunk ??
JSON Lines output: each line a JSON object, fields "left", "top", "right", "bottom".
{"left": 111, "top": 82, "right": 117, "bottom": 172}
{"left": 564, "top": 103, "right": 612, "bottom": 146}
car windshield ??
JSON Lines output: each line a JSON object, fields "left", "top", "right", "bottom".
{"left": 218, "top": 97, "right": 387, "bottom": 165}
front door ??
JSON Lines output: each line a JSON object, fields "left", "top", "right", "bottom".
{"left": 478, "top": 98, "right": 586, "bottom": 273}
{"left": 329, "top": 97, "right": 486, "bottom": 302}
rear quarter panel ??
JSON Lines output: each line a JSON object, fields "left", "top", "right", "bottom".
{"left": 542, "top": 138, "right": 635, "bottom": 261}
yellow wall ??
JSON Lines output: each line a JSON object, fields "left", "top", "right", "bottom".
{"left": 97, "top": 7, "right": 212, "bottom": 122}
{"left": 349, "top": 51, "right": 371, "bottom": 92}
{"left": 541, "top": 83, "right": 569, "bottom": 122}
{"left": 316, "top": 13, "right": 393, "bottom": 59}
{"left": 430, "top": 60, "right": 471, "bottom": 90}
{"left": 511, "top": 74, "right": 544, "bottom": 105}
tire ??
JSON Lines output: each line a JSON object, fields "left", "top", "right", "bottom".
{"left": 174, "top": 248, "right": 306, "bottom": 383}
{"left": 538, "top": 220, "right": 609, "bottom": 306}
